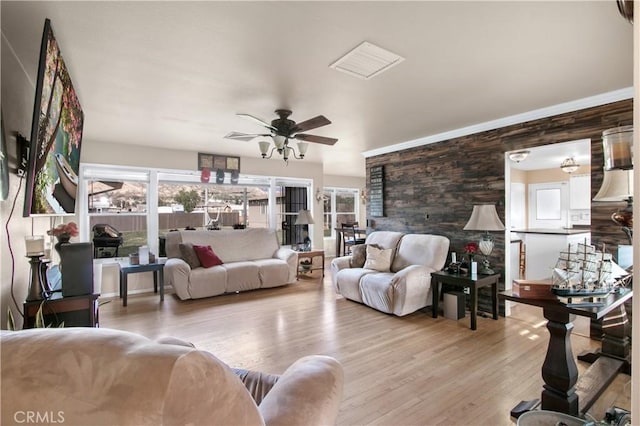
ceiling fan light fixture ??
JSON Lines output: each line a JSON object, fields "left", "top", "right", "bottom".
{"left": 232, "top": 109, "right": 337, "bottom": 164}
{"left": 560, "top": 157, "right": 580, "bottom": 173}
{"left": 258, "top": 141, "right": 271, "bottom": 157}
{"left": 273, "top": 135, "right": 286, "bottom": 150}
{"left": 297, "top": 141, "right": 309, "bottom": 158}
{"left": 283, "top": 146, "right": 293, "bottom": 161}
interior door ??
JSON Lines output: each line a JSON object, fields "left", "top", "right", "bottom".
{"left": 528, "top": 182, "right": 569, "bottom": 229}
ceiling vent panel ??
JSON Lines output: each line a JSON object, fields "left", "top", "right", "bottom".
{"left": 330, "top": 41, "right": 404, "bottom": 80}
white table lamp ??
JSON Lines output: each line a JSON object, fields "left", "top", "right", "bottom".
{"left": 463, "top": 204, "right": 505, "bottom": 274}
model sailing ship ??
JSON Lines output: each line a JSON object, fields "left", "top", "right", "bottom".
{"left": 551, "top": 241, "right": 615, "bottom": 298}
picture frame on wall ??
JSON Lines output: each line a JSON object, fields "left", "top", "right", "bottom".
{"left": 197, "top": 152, "right": 241, "bottom": 173}
{"left": 198, "top": 153, "right": 213, "bottom": 169}
{"left": 226, "top": 157, "right": 239, "bottom": 171}
{"left": 213, "top": 156, "right": 226, "bottom": 170}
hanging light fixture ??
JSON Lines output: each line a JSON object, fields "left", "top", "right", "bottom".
{"left": 508, "top": 150, "right": 530, "bottom": 163}
{"left": 560, "top": 157, "right": 580, "bottom": 173}
{"left": 258, "top": 135, "right": 309, "bottom": 163}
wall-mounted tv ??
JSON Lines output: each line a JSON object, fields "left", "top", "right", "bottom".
{"left": 23, "top": 18, "right": 84, "bottom": 216}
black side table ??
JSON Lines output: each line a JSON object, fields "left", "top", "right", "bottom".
{"left": 118, "top": 260, "right": 165, "bottom": 307}
{"left": 431, "top": 270, "right": 500, "bottom": 330}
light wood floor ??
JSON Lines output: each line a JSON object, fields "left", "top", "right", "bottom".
{"left": 99, "top": 268, "right": 630, "bottom": 426}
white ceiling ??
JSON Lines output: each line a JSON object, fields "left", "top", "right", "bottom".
{"left": 1, "top": 1, "right": 634, "bottom": 177}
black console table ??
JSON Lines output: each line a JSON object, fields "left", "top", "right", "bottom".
{"left": 500, "top": 288, "right": 632, "bottom": 418}
{"left": 24, "top": 293, "right": 99, "bottom": 328}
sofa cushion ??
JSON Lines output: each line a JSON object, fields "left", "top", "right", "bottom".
{"left": 255, "top": 258, "right": 290, "bottom": 288}
{"left": 193, "top": 245, "right": 224, "bottom": 268}
{"left": 334, "top": 268, "right": 376, "bottom": 303}
{"left": 391, "top": 234, "right": 450, "bottom": 273}
{"left": 364, "top": 231, "right": 404, "bottom": 250}
{"left": 188, "top": 266, "right": 227, "bottom": 299}
{"left": 363, "top": 245, "right": 393, "bottom": 272}
{"left": 179, "top": 243, "right": 201, "bottom": 269}
{"left": 360, "top": 272, "right": 396, "bottom": 314}
{"left": 166, "top": 229, "right": 280, "bottom": 263}
{"left": 350, "top": 243, "right": 381, "bottom": 268}
{"left": 222, "top": 261, "right": 261, "bottom": 292}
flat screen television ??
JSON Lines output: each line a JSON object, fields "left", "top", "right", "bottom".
{"left": 23, "top": 18, "right": 84, "bottom": 216}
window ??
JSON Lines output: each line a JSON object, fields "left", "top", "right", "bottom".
{"left": 79, "top": 164, "right": 313, "bottom": 256}
{"left": 273, "top": 178, "right": 312, "bottom": 246}
{"left": 81, "top": 166, "right": 149, "bottom": 258}
{"left": 323, "top": 188, "right": 360, "bottom": 238}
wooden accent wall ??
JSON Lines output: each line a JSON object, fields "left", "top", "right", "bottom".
{"left": 366, "top": 100, "right": 633, "bottom": 283}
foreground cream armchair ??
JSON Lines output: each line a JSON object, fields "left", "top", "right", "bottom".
{"left": 1, "top": 328, "right": 344, "bottom": 426}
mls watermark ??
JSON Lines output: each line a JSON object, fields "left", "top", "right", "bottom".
{"left": 13, "top": 411, "right": 65, "bottom": 424}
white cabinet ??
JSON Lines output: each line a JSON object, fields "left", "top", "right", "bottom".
{"left": 524, "top": 232, "right": 590, "bottom": 280}
{"left": 569, "top": 174, "right": 590, "bottom": 210}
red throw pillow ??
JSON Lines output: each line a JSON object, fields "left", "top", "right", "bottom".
{"left": 192, "top": 245, "right": 224, "bottom": 268}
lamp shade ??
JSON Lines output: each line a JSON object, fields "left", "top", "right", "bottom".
{"left": 297, "top": 141, "right": 309, "bottom": 156}
{"left": 258, "top": 141, "right": 271, "bottom": 155}
{"left": 295, "top": 209, "right": 314, "bottom": 225}
{"left": 273, "top": 135, "right": 286, "bottom": 149}
{"left": 463, "top": 205, "right": 505, "bottom": 231}
{"left": 593, "top": 169, "right": 633, "bottom": 201}
{"left": 602, "top": 125, "right": 633, "bottom": 171}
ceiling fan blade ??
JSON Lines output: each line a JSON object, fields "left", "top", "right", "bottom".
{"left": 237, "top": 113, "right": 277, "bottom": 131}
{"left": 294, "top": 134, "right": 338, "bottom": 145}
{"left": 292, "top": 115, "right": 331, "bottom": 133}
{"left": 224, "top": 131, "right": 269, "bottom": 142}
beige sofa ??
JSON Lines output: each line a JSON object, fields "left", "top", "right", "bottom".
{"left": 1, "top": 328, "right": 344, "bottom": 426}
{"left": 164, "top": 228, "right": 297, "bottom": 300}
{"left": 331, "top": 231, "right": 450, "bottom": 316}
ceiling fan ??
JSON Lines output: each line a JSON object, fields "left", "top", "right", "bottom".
{"left": 225, "top": 109, "right": 338, "bottom": 162}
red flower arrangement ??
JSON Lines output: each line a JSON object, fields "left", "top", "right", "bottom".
{"left": 47, "top": 222, "right": 79, "bottom": 238}
{"left": 464, "top": 242, "right": 479, "bottom": 255}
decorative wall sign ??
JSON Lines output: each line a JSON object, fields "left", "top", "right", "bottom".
{"left": 369, "top": 166, "right": 384, "bottom": 217}
{"left": 198, "top": 153, "right": 241, "bottom": 172}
